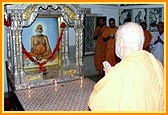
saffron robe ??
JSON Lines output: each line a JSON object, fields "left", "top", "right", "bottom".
{"left": 143, "top": 30, "right": 152, "bottom": 52}
{"left": 88, "top": 50, "right": 164, "bottom": 111}
{"left": 94, "top": 26, "right": 108, "bottom": 71}
{"left": 102, "top": 26, "right": 118, "bottom": 66}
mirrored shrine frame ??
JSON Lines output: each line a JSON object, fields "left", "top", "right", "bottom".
{"left": 5, "top": 4, "right": 85, "bottom": 90}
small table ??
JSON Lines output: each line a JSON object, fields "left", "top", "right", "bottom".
{"left": 14, "top": 78, "right": 95, "bottom": 111}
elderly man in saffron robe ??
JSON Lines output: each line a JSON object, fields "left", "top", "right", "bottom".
{"left": 88, "top": 22, "right": 164, "bottom": 111}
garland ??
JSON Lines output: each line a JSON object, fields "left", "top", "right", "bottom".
{"left": 4, "top": 15, "right": 11, "bottom": 27}
{"left": 22, "top": 22, "right": 66, "bottom": 72}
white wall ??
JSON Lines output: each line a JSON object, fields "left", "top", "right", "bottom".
{"left": 80, "top": 4, "right": 119, "bottom": 26}
{"left": 69, "top": 4, "right": 119, "bottom": 46}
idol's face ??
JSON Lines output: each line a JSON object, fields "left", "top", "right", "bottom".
{"left": 36, "top": 30, "right": 42, "bottom": 35}
{"left": 35, "top": 25, "right": 43, "bottom": 35}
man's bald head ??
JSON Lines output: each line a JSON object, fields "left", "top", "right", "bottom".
{"left": 115, "top": 22, "right": 145, "bottom": 59}
{"left": 35, "top": 24, "right": 43, "bottom": 35}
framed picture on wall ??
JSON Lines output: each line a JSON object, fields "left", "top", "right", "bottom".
{"left": 147, "top": 8, "right": 163, "bottom": 32}
{"left": 119, "top": 9, "right": 132, "bottom": 25}
{"left": 132, "top": 9, "right": 147, "bottom": 25}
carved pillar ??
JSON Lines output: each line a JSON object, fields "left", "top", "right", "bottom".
{"left": 62, "top": 26, "right": 70, "bottom": 68}
{"left": 10, "top": 13, "right": 20, "bottom": 84}
{"left": 18, "top": 13, "right": 25, "bottom": 83}
{"left": 62, "top": 28, "right": 65, "bottom": 67}
{"left": 9, "top": 14, "right": 15, "bottom": 74}
{"left": 75, "top": 12, "right": 84, "bottom": 76}
{"left": 65, "top": 27, "right": 70, "bottom": 67}
{"left": 10, "top": 11, "right": 25, "bottom": 85}
{"left": 6, "top": 26, "right": 12, "bottom": 70}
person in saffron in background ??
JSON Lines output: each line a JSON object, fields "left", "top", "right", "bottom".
{"left": 93, "top": 17, "right": 108, "bottom": 75}
{"left": 140, "top": 22, "right": 152, "bottom": 52}
{"left": 102, "top": 18, "right": 120, "bottom": 66}
{"left": 88, "top": 22, "right": 164, "bottom": 111}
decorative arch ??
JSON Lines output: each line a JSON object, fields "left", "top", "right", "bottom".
{"left": 22, "top": 4, "right": 82, "bottom": 27}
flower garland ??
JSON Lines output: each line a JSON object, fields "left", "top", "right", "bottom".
{"left": 22, "top": 22, "right": 66, "bottom": 72}
{"left": 4, "top": 15, "right": 11, "bottom": 27}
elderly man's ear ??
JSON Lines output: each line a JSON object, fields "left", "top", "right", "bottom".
{"left": 116, "top": 38, "right": 125, "bottom": 49}
{"left": 115, "top": 38, "right": 126, "bottom": 59}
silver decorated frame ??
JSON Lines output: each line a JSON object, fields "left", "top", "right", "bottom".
{"left": 4, "top": 4, "right": 85, "bottom": 90}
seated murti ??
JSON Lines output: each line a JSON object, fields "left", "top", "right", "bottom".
{"left": 23, "top": 24, "right": 56, "bottom": 61}
{"left": 24, "top": 44, "right": 53, "bottom": 61}
{"left": 31, "top": 44, "right": 51, "bottom": 61}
